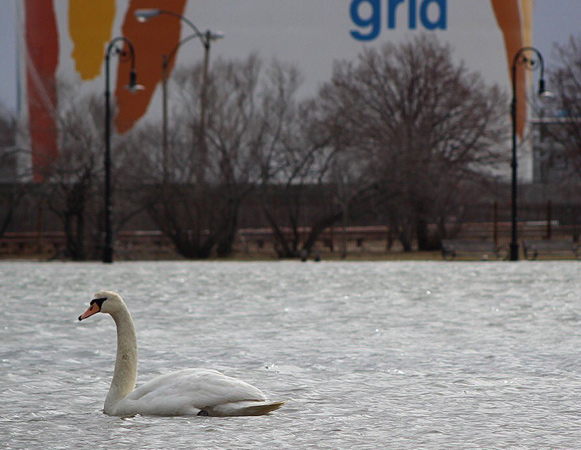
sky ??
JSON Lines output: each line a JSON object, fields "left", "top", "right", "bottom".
{"left": 0, "top": 0, "right": 580, "bottom": 114}
{"left": 533, "top": 0, "right": 580, "bottom": 63}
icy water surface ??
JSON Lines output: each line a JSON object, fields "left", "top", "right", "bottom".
{"left": 2, "top": 261, "right": 581, "bottom": 449}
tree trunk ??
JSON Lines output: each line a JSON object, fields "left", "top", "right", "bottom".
{"left": 416, "top": 217, "right": 430, "bottom": 251}
{"left": 301, "top": 210, "right": 343, "bottom": 255}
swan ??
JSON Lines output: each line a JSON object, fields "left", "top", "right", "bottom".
{"left": 78, "top": 290, "right": 284, "bottom": 417}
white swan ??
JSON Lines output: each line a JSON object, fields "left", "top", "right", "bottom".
{"left": 78, "top": 290, "right": 284, "bottom": 417}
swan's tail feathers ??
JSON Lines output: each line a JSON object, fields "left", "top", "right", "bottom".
{"left": 209, "top": 400, "right": 285, "bottom": 416}
{"left": 240, "top": 401, "right": 285, "bottom": 416}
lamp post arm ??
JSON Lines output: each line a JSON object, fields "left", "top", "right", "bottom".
{"left": 163, "top": 34, "right": 203, "bottom": 69}
{"left": 513, "top": 46, "right": 545, "bottom": 78}
{"left": 155, "top": 9, "right": 208, "bottom": 47}
{"left": 106, "top": 37, "right": 137, "bottom": 71}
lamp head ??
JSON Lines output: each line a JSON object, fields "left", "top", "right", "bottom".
{"left": 538, "top": 79, "right": 554, "bottom": 101}
{"left": 125, "top": 69, "right": 145, "bottom": 93}
{"left": 134, "top": 8, "right": 161, "bottom": 23}
{"left": 207, "top": 30, "right": 225, "bottom": 41}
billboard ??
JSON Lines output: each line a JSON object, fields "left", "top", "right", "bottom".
{"left": 17, "top": 0, "right": 535, "bottom": 181}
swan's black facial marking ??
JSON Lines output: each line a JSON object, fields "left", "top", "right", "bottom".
{"left": 78, "top": 297, "right": 108, "bottom": 321}
{"left": 90, "top": 298, "right": 107, "bottom": 311}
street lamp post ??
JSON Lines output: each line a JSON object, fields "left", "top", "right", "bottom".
{"left": 160, "top": 33, "right": 219, "bottom": 183}
{"left": 510, "top": 47, "right": 551, "bottom": 261}
{"left": 135, "top": 9, "right": 223, "bottom": 184}
{"left": 103, "top": 37, "right": 142, "bottom": 264}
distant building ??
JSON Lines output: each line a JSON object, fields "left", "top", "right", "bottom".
{"left": 531, "top": 116, "right": 581, "bottom": 184}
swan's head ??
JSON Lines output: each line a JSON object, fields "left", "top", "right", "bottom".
{"left": 78, "top": 290, "right": 126, "bottom": 321}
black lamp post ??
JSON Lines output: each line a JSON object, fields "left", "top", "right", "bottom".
{"left": 103, "top": 37, "right": 142, "bottom": 264}
{"left": 510, "top": 47, "right": 551, "bottom": 261}
{"left": 135, "top": 9, "right": 223, "bottom": 184}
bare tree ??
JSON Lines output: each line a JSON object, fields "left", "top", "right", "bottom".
{"left": 42, "top": 89, "right": 103, "bottom": 260}
{"left": 546, "top": 34, "right": 581, "bottom": 178}
{"left": 258, "top": 68, "right": 386, "bottom": 259}
{"left": 255, "top": 63, "right": 336, "bottom": 258}
{"left": 0, "top": 107, "right": 24, "bottom": 239}
{"left": 40, "top": 84, "right": 149, "bottom": 260}
{"left": 260, "top": 96, "right": 379, "bottom": 258}
{"left": 316, "top": 35, "right": 508, "bottom": 250}
{"left": 146, "top": 55, "right": 294, "bottom": 258}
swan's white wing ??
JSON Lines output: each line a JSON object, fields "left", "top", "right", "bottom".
{"left": 116, "top": 369, "right": 267, "bottom": 416}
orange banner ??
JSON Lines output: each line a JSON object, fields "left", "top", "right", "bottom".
{"left": 115, "top": 0, "right": 188, "bottom": 133}
{"left": 491, "top": 0, "right": 534, "bottom": 139}
{"left": 25, "top": 0, "right": 59, "bottom": 182}
{"left": 69, "top": 0, "right": 116, "bottom": 80}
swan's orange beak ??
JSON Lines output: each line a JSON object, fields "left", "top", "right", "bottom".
{"left": 78, "top": 303, "right": 100, "bottom": 321}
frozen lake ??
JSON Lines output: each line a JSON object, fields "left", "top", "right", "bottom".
{"left": 2, "top": 261, "right": 581, "bottom": 449}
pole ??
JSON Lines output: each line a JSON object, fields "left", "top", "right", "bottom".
{"left": 546, "top": 200, "right": 552, "bottom": 240}
{"left": 102, "top": 37, "right": 139, "bottom": 264}
{"left": 510, "top": 59, "right": 519, "bottom": 261}
{"left": 198, "top": 32, "right": 211, "bottom": 185}
{"left": 162, "top": 54, "right": 169, "bottom": 184}
{"left": 103, "top": 50, "right": 113, "bottom": 263}
{"left": 493, "top": 201, "right": 498, "bottom": 247}
{"left": 135, "top": 11, "right": 223, "bottom": 186}
{"left": 161, "top": 34, "right": 204, "bottom": 185}
{"left": 509, "top": 47, "right": 549, "bottom": 261}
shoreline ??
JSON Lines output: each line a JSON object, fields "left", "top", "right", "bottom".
{"left": 1, "top": 249, "right": 578, "bottom": 262}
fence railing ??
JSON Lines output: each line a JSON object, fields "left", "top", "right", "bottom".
{"left": 1, "top": 220, "right": 578, "bottom": 256}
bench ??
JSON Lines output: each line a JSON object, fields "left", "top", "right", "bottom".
{"left": 522, "top": 240, "right": 581, "bottom": 260}
{"left": 441, "top": 239, "right": 508, "bottom": 261}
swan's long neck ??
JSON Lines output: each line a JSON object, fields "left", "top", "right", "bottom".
{"left": 104, "top": 305, "right": 138, "bottom": 415}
